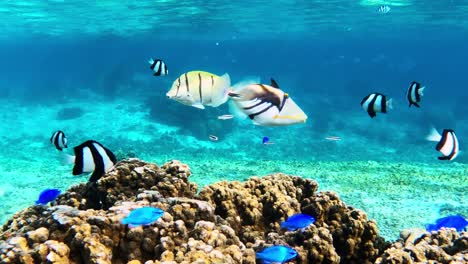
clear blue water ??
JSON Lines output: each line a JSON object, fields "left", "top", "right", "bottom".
{"left": 0, "top": 0, "right": 467, "bottom": 240}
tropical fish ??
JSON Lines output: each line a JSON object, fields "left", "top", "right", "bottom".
{"left": 50, "top": 130, "right": 68, "bottom": 151}
{"left": 280, "top": 213, "right": 315, "bottom": 231}
{"left": 407, "top": 81, "right": 425, "bottom": 107}
{"left": 166, "top": 71, "right": 231, "bottom": 109}
{"left": 121, "top": 207, "right": 164, "bottom": 228}
{"left": 217, "top": 114, "right": 234, "bottom": 120}
{"left": 360, "top": 93, "right": 393, "bottom": 118}
{"left": 209, "top": 135, "right": 218, "bottom": 141}
{"left": 426, "top": 215, "right": 468, "bottom": 232}
{"left": 377, "top": 5, "right": 391, "bottom": 14}
{"left": 426, "top": 128, "right": 459, "bottom": 160}
{"left": 148, "top": 58, "right": 168, "bottom": 76}
{"left": 36, "top": 188, "right": 61, "bottom": 205}
{"left": 256, "top": 245, "right": 298, "bottom": 264}
{"left": 62, "top": 140, "right": 117, "bottom": 182}
{"left": 228, "top": 78, "right": 307, "bottom": 126}
{"left": 262, "top": 136, "right": 270, "bottom": 144}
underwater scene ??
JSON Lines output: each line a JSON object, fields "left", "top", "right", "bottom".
{"left": 0, "top": 0, "right": 467, "bottom": 263}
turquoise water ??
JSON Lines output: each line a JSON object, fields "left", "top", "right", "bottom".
{"left": 0, "top": 0, "right": 467, "bottom": 241}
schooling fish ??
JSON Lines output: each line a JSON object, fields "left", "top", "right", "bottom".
{"left": 228, "top": 78, "right": 307, "bottom": 126}
{"left": 407, "top": 81, "right": 425, "bottom": 107}
{"left": 426, "top": 128, "right": 459, "bottom": 160}
{"left": 377, "top": 5, "right": 391, "bottom": 14}
{"left": 256, "top": 245, "right": 298, "bottom": 264}
{"left": 148, "top": 58, "right": 168, "bottom": 76}
{"left": 280, "top": 213, "right": 316, "bottom": 231}
{"left": 36, "top": 188, "right": 61, "bottom": 205}
{"left": 50, "top": 130, "right": 68, "bottom": 151}
{"left": 121, "top": 207, "right": 164, "bottom": 228}
{"left": 166, "top": 71, "right": 231, "bottom": 109}
{"left": 360, "top": 93, "right": 393, "bottom": 118}
{"left": 426, "top": 215, "right": 468, "bottom": 232}
{"left": 62, "top": 140, "right": 117, "bottom": 182}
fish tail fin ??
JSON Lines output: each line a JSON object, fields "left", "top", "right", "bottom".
{"left": 228, "top": 100, "right": 248, "bottom": 120}
{"left": 419, "top": 86, "right": 425, "bottom": 96}
{"left": 409, "top": 102, "right": 420, "bottom": 108}
{"left": 220, "top": 72, "right": 231, "bottom": 95}
{"left": 212, "top": 73, "right": 231, "bottom": 106}
{"left": 426, "top": 127, "right": 442, "bottom": 142}
{"left": 426, "top": 223, "right": 437, "bottom": 232}
{"left": 386, "top": 98, "right": 393, "bottom": 110}
{"left": 60, "top": 153, "right": 75, "bottom": 166}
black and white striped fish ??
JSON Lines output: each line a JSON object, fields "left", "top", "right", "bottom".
{"left": 407, "top": 81, "right": 425, "bottom": 108}
{"left": 360, "top": 93, "right": 393, "bottom": 118}
{"left": 377, "top": 5, "right": 391, "bottom": 14}
{"left": 148, "top": 58, "right": 168, "bottom": 76}
{"left": 166, "top": 71, "right": 231, "bottom": 109}
{"left": 62, "top": 140, "right": 117, "bottom": 182}
{"left": 426, "top": 128, "right": 459, "bottom": 161}
{"left": 50, "top": 130, "right": 67, "bottom": 151}
{"left": 228, "top": 79, "right": 307, "bottom": 126}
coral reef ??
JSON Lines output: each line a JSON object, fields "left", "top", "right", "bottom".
{"left": 376, "top": 228, "right": 468, "bottom": 264}
{"left": 0, "top": 159, "right": 466, "bottom": 263}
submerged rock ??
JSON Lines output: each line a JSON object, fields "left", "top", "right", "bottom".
{"left": 0, "top": 159, "right": 466, "bottom": 263}
{"left": 56, "top": 106, "right": 84, "bottom": 120}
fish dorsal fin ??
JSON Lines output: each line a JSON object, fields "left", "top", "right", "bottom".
{"left": 270, "top": 78, "right": 280, "bottom": 88}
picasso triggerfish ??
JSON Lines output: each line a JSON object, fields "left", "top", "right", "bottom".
{"left": 228, "top": 78, "right": 307, "bottom": 126}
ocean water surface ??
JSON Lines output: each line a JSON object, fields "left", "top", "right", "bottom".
{"left": 0, "top": 0, "right": 467, "bottom": 240}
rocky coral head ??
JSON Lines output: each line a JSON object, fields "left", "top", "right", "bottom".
{"left": 55, "top": 159, "right": 198, "bottom": 210}
{"left": 2, "top": 159, "right": 464, "bottom": 264}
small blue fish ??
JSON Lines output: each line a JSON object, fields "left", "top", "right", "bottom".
{"left": 377, "top": 5, "right": 391, "bottom": 14}
{"left": 280, "top": 213, "right": 315, "bottom": 231}
{"left": 426, "top": 215, "right": 468, "bottom": 232}
{"left": 121, "top": 207, "right": 164, "bottom": 228}
{"left": 35, "top": 189, "right": 61, "bottom": 205}
{"left": 262, "top": 136, "right": 269, "bottom": 144}
{"left": 256, "top": 245, "right": 298, "bottom": 264}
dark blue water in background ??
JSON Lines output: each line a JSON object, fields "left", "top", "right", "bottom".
{"left": 1, "top": 30, "right": 467, "bottom": 163}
